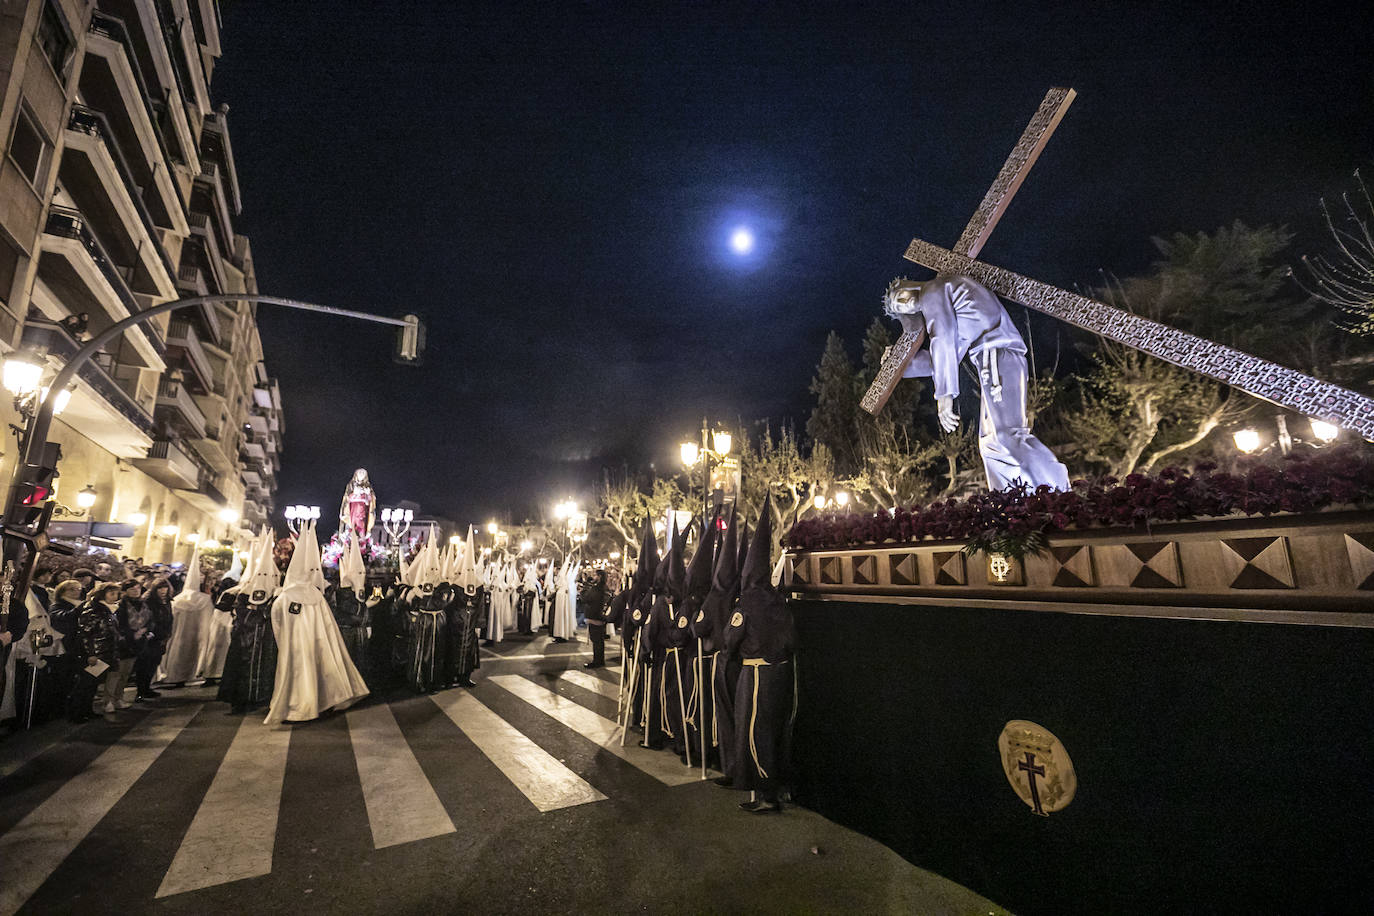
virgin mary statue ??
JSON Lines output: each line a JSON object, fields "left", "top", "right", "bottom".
{"left": 339, "top": 468, "right": 377, "bottom": 541}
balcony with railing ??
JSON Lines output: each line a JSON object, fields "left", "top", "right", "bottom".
{"left": 82, "top": 11, "right": 187, "bottom": 232}
{"left": 155, "top": 375, "right": 208, "bottom": 439}
{"left": 20, "top": 319, "right": 155, "bottom": 440}
{"left": 42, "top": 207, "right": 165, "bottom": 357}
{"left": 166, "top": 318, "right": 214, "bottom": 391}
{"left": 135, "top": 438, "right": 200, "bottom": 489}
{"left": 64, "top": 104, "right": 177, "bottom": 290}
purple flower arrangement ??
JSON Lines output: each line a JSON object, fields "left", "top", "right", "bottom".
{"left": 783, "top": 447, "right": 1374, "bottom": 558}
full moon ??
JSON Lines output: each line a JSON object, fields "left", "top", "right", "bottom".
{"left": 729, "top": 227, "right": 755, "bottom": 254}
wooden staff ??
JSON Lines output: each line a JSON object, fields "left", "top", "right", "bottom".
{"left": 697, "top": 641, "right": 707, "bottom": 779}
{"left": 619, "top": 625, "right": 646, "bottom": 746}
{"left": 673, "top": 649, "right": 692, "bottom": 769}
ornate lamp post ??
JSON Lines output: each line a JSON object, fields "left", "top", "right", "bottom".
{"left": 680, "top": 420, "right": 733, "bottom": 528}
{"left": 284, "top": 504, "right": 320, "bottom": 536}
{"left": 381, "top": 506, "right": 413, "bottom": 545}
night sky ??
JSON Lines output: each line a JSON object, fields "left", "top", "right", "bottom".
{"left": 213, "top": 1, "right": 1372, "bottom": 528}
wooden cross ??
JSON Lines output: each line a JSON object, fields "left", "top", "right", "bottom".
{"left": 861, "top": 88, "right": 1374, "bottom": 442}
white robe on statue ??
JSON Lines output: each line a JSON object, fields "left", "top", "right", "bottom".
{"left": 265, "top": 524, "right": 369, "bottom": 725}
{"left": 161, "top": 553, "right": 214, "bottom": 683}
{"left": 552, "top": 559, "right": 578, "bottom": 639}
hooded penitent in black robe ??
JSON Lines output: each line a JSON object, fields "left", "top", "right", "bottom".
{"left": 620, "top": 517, "right": 659, "bottom": 735}
{"left": 682, "top": 508, "right": 720, "bottom": 766}
{"left": 444, "top": 586, "right": 482, "bottom": 687}
{"left": 722, "top": 497, "right": 795, "bottom": 804}
{"left": 218, "top": 593, "right": 278, "bottom": 712}
{"left": 698, "top": 508, "right": 742, "bottom": 778}
{"left": 328, "top": 585, "right": 372, "bottom": 686}
{"left": 642, "top": 523, "right": 683, "bottom": 753}
{"left": 399, "top": 584, "right": 449, "bottom": 693}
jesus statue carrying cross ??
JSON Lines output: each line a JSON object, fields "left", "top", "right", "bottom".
{"left": 882, "top": 273, "right": 1069, "bottom": 491}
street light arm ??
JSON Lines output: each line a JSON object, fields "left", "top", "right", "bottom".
{"left": 20, "top": 294, "right": 411, "bottom": 472}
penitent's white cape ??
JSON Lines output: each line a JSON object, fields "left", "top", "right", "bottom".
{"left": 552, "top": 557, "right": 578, "bottom": 639}
{"left": 265, "top": 523, "right": 369, "bottom": 725}
{"left": 161, "top": 549, "right": 215, "bottom": 683}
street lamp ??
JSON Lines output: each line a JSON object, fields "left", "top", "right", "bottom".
{"left": 834, "top": 490, "right": 850, "bottom": 508}
{"left": 76, "top": 484, "right": 97, "bottom": 510}
{"left": 681, "top": 420, "right": 736, "bottom": 523}
{"left": 128, "top": 512, "right": 147, "bottom": 527}
{"left": 1232, "top": 428, "right": 1261, "bottom": 454}
{"left": 1310, "top": 419, "right": 1339, "bottom": 443}
{"left": 219, "top": 507, "right": 240, "bottom": 524}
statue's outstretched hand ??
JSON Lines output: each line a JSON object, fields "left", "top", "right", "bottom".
{"left": 937, "top": 396, "right": 959, "bottom": 433}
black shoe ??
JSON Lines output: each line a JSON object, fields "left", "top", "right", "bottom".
{"left": 160, "top": 682, "right": 185, "bottom": 690}
{"left": 583, "top": 661, "right": 603, "bottom": 669}
{"left": 749, "top": 801, "right": 783, "bottom": 815}
{"left": 714, "top": 776, "right": 735, "bottom": 788}
{"left": 201, "top": 678, "right": 219, "bottom": 686}
{"left": 460, "top": 678, "right": 476, "bottom": 688}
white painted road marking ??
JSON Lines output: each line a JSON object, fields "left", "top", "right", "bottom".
{"left": 346, "top": 703, "right": 456, "bottom": 849}
{"left": 430, "top": 690, "right": 606, "bottom": 812}
{"left": 157, "top": 714, "right": 292, "bottom": 897}
{"left": 0, "top": 705, "right": 202, "bottom": 916}
{"left": 556, "top": 669, "right": 620, "bottom": 700}
{"left": 492, "top": 676, "right": 699, "bottom": 786}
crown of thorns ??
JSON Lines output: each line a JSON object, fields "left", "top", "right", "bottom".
{"left": 882, "top": 276, "right": 910, "bottom": 314}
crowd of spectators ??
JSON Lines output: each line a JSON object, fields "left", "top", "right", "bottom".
{"left": 0, "top": 554, "right": 228, "bottom": 732}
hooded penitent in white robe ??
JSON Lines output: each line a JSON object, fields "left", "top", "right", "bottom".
{"left": 265, "top": 523, "right": 369, "bottom": 725}
{"left": 553, "top": 558, "right": 578, "bottom": 639}
{"left": 160, "top": 550, "right": 214, "bottom": 683}
{"left": 542, "top": 561, "right": 558, "bottom": 628}
{"left": 500, "top": 562, "right": 518, "bottom": 629}
{"left": 483, "top": 556, "right": 504, "bottom": 643}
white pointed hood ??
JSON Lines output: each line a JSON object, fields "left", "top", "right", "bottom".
{"left": 340, "top": 532, "right": 367, "bottom": 592}
{"left": 454, "top": 526, "right": 477, "bottom": 595}
{"left": 184, "top": 547, "right": 204, "bottom": 593}
{"left": 280, "top": 522, "right": 326, "bottom": 599}
{"left": 523, "top": 561, "right": 539, "bottom": 590}
{"left": 410, "top": 536, "right": 443, "bottom": 591}
{"left": 244, "top": 528, "right": 279, "bottom": 604}
{"left": 225, "top": 548, "right": 244, "bottom": 583}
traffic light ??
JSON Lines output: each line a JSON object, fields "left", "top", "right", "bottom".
{"left": 10, "top": 442, "right": 60, "bottom": 530}
{"left": 395, "top": 313, "right": 425, "bottom": 365}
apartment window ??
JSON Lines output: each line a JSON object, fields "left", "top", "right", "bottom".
{"left": 7, "top": 105, "right": 49, "bottom": 190}
{"left": 35, "top": 1, "right": 74, "bottom": 80}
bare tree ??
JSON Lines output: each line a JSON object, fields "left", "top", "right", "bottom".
{"left": 1302, "top": 169, "right": 1374, "bottom": 337}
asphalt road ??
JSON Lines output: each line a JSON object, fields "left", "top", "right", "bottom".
{"left": 0, "top": 634, "right": 1006, "bottom": 915}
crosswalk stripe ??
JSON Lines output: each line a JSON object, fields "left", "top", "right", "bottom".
{"left": 556, "top": 668, "right": 621, "bottom": 700}
{"left": 430, "top": 690, "right": 606, "bottom": 812}
{"left": 491, "top": 676, "right": 699, "bottom": 786}
{"left": 346, "top": 703, "right": 456, "bottom": 849}
{"left": 0, "top": 705, "right": 202, "bottom": 916}
{"left": 155, "top": 715, "right": 292, "bottom": 898}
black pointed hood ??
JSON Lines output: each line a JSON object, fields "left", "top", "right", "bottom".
{"left": 741, "top": 495, "right": 773, "bottom": 592}
{"left": 712, "top": 506, "right": 739, "bottom": 594}
{"left": 685, "top": 509, "right": 719, "bottom": 601}
{"left": 628, "top": 515, "right": 658, "bottom": 607}
{"left": 736, "top": 519, "right": 750, "bottom": 584}
{"left": 665, "top": 518, "right": 687, "bottom": 603}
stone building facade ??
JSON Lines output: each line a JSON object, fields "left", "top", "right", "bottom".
{"left": 0, "top": 0, "right": 280, "bottom": 563}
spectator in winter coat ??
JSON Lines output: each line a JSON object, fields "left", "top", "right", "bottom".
{"left": 71, "top": 584, "right": 121, "bottom": 721}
